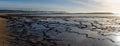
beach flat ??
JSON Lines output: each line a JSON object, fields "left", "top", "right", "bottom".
{"left": 0, "top": 17, "right": 9, "bottom": 46}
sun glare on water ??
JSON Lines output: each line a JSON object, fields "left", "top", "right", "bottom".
{"left": 113, "top": 11, "right": 120, "bottom": 17}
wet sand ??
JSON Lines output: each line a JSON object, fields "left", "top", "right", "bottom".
{"left": 0, "top": 17, "right": 9, "bottom": 46}
{"left": 6, "top": 16, "right": 120, "bottom": 46}
{"left": 0, "top": 13, "right": 120, "bottom": 46}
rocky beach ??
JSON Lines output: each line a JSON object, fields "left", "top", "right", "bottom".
{"left": 5, "top": 15, "right": 120, "bottom": 46}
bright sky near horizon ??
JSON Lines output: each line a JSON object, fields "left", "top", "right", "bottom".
{"left": 0, "top": 0, "right": 120, "bottom": 13}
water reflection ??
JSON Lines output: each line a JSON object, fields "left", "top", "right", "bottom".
{"left": 6, "top": 15, "right": 120, "bottom": 46}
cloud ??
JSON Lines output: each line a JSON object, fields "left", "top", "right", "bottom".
{"left": 68, "top": 0, "right": 120, "bottom": 12}
{"left": 0, "top": 0, "right": 120, "bottom": 12}
{"left": 0, "top": 1, "right": 108, "bottom": 11}
{"left": 0, "top": 1, "right": 93, "bottom": 12}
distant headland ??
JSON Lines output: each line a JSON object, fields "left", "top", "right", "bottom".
{"left": 0, "top": 10, "right": 113, "bottom": 14}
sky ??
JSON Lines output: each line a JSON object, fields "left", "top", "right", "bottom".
{"left": 0, "top": 0, "right": 120, "bottom": 13}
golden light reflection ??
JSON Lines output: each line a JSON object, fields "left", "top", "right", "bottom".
{"left": 113, "top": 36, "right": 120, "bottom": 43}
{"left": 113, "top": 10, "right": 120, "bottom": 17}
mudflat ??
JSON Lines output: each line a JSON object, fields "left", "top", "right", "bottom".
{"left": 7, "top": 16, "right": 120, "bottom": 46}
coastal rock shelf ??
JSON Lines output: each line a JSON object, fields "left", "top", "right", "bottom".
{"left": 7, "top": 16, "right": 120, "bottom": 46}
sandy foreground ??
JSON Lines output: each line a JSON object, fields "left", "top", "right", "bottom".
{"left": 0, "top": 17, "right": 9, "bottom": 46}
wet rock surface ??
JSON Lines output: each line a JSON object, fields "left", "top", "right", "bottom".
{"left": 7, "top": 16, "right": 120, "bottom": 46}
